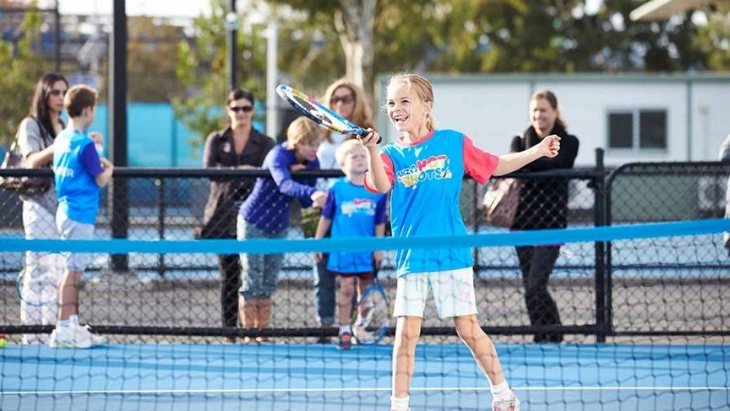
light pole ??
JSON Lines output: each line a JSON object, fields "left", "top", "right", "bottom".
{"left": 225, "top": 0, "right": 238, "bottom": 92}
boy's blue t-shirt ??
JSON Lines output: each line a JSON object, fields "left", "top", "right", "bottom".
{"left": 53, "top": 128, "right": 104, "bottom": 224}
{"left": 321, "top": 177, "right": 387, "bottom": 273}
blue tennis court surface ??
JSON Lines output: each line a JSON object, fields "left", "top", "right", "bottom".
{"left": 2, "top": 343, "right": 728, "bottom": 411}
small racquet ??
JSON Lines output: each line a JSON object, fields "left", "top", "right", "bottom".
{"left": 276, "top": 84, "right": 381, "bottom": 143}
{"left": 353, "top": 265, "right": 391, "bottom": 345}
{"left": 16, "top": 252, "right": 64, "bottom": 307}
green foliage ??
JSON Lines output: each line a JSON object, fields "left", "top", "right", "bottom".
{"left": 127, "top": 16, "right": 187, "bottom": 102}
{"left": 0, "top": 6, "right": 46, "bottom": 146}
{"left": 175, "top": 0, "right": 730, "bottom": 154}
{"left": 173, "top": 0, "right": 268, "bottom": 155}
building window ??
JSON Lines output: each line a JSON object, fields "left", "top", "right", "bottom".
{"left": 608, "top": 109, "right": 667, "bottom": 150}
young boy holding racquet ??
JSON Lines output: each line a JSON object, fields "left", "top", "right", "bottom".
{"left": 49, "top": 84, "right": 112, "bottom": 348}
{"left": 360, "top": 73, "right": 561, "bottom": 411}
{"left": 312, "top": 139, "right": 387, "bottom": 350}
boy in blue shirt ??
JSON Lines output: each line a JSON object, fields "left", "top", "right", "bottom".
{"left": 49, "top": 85, "right": 113, "bottom": 348}
{"left": 313, "top": 140, "right": 387, "bottom": 349}
{"left": 237, "top": 116, "right": 327, "bottom": 342}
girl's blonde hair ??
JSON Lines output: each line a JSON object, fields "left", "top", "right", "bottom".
{"left": 321, "top": 79, "right": 375, "bottom": 143}
{"left": 286, "top": 117, "right": 322, "bottom": 149}
{"left": 386, "top": 73, "right": 437, "bottom": 130}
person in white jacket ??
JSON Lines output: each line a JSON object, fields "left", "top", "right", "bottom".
{"left": 720, "top": 134, "right": 730, "bottom": 253}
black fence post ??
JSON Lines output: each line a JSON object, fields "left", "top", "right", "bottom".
{"left": 109, "top": 0, "right": 129, "bottom": 273}
{"left": 156, "top": 178, "right": 166, "bottom": 278}
{"left": 593, "top": 148, "right": 608, "bottom": 342}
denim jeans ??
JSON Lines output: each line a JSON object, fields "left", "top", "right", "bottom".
{"left": 312, "top": 257, "right": 336, "bottom": 326}
{"left": 237, "top": 216, "right": 285, "bottom": 301}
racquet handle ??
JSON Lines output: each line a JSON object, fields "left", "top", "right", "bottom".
{"left": 356, "top": 129, "right": 382, "bottom": 144}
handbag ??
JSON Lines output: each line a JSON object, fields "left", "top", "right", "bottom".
{"left": 483, "top": 177, "right": 521, "bottom": 228}
{"left": 0, "top": 119, "right": 53, "bottom": 195}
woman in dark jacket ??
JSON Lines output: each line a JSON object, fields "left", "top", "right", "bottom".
{"left": 200, "top": 89, "right": 275, "bottom": 342}
{"left": 510, "top": 90, "right": 579, "bottom": 343}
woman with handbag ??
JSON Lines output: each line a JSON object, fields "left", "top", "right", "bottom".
{"left": 15, "top": 73, "right": 69, "bottom": 344}
{"left": 510, "top": 90, "right": 580, "bottom": 344}
{"left": 200, "top": 88, "right": 275, "bottom": 343}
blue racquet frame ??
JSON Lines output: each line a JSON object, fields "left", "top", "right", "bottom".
{"left": 353, "top": 275, "right": 391, "bottom": 346}
{"left": 276, "top": 84, "right": 381, "bottom": 143}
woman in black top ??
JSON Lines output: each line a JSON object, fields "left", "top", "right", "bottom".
{"left": 510, "top": 90, "right": 579, "bottom": 343}
{"left": 200, "top": 89, "right": 275, "bottom": 342}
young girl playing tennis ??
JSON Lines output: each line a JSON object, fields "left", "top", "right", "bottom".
{"left": 361, "top": 73, "right": 561, "bottom": 411}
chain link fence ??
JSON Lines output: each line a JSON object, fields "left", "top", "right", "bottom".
{"left": 0, "top": 160, "right": 728, "bottom": 344}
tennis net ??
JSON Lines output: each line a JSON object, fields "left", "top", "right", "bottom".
{"left": 0, "top": 220, "right": 728, "bottom": 411}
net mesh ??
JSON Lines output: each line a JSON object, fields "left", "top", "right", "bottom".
{"left": 1, "top": 220, "right": 728, "bottom": 411}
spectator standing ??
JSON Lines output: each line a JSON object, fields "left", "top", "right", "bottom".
{"left": 199, "top": 89, "right": 275, "bottom": 343}
{"left": 311, "top": 79, "right": 376, "bottom": 343}
{"left": 312, "top": 140, "right": 387, "bottom": 350}
{"left": 510, "top": 90, "right": 579, "bottom": 344}
{"left": 16, "top": 73, "right": 68, "bottom": 344}
{"left": 49, "top": 85, "right": 113, "bottom": 348}
{"left": 719, "top": 134, "right": 730, "bottom": 253}
{"left": 237, "top": 117, "right": 326, "bottom": 343}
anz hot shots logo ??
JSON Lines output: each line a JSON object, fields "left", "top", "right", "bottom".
{"left": 396, "top": 154, "right": 452, "bottom": 189}
{"left": 341, "top": 199, "right": 376, "bottom": 217}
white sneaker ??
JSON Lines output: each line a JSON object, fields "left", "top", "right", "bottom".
{"left": 49, "top": 324, "right": 106, "bottom": 348}
{"left": 492, "top": 393, "right": 520, "bottom": 411}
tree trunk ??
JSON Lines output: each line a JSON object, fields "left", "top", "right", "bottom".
{"left": 335, "top": 0, "right": 377, "bottom": 110}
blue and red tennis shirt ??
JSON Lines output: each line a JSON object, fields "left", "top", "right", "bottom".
{"left": 366, "top": 129, "right": 499, "bottom": 277}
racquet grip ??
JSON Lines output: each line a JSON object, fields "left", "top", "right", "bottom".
{"left": 358, "top": 129, "right": 382, "bottom": 144}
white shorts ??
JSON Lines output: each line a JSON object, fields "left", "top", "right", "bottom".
{"left": 56, "top": 213, "right": 95, "bottom": 272}
{"left": 393, "top": 267, "right": 477, "bottom": 319}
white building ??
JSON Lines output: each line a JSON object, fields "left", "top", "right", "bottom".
{"left": 377, "top": 73, "right": 730, "bottom": 166}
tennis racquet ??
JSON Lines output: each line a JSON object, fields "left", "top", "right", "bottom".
{"left": 276, "top": 84, "right": 382, "bottom": 143}
{"left": 352, "top": 266, "right": 391, "bottom": 345}
{"left": 16, "top": 252, "right": 64, "bottom": 307}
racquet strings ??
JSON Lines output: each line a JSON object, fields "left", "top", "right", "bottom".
{"left": 17, "top": 252, "right": 64, "bottom": 307}
{"left": 355, "top": 286, "right": 389, "bottom": 343}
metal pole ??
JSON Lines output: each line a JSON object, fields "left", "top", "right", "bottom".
{"left": 226, "top": 0, "right": 237, "bottom": 92}
{"left": 53, "top": 0, "right": 61, "bottom": 72}
{"left": 265, "top": 21, "right": 278, "bottom": 136}
{"left": 593, "top": 148, "right": 607, "bottom": 342}
{"left": 109, "top": 0, "right": 129, "bottom": 273}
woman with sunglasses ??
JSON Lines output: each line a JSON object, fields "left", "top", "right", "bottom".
{"left": 309, "top": 79, "right": 376, "bottom": 344}
{"left": 16, "top": 73, "right": 69, "bottom": 344}
{"left": 199, "top": 88, "right": 275, "bottom": 343}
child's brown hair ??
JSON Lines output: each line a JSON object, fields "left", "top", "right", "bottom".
{"left": 64, "top": 85, "right": 98, "bottom": 118}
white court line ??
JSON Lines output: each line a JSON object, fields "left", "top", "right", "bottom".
{"left": 2, "top": 386, "right": 728, "bottom": 396}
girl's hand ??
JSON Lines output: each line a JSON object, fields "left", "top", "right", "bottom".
{"left": 537, "top": 135, "right": 561, "bottom": 158}
{"left": 312, "top": 252, "right": 322, "bottom": 263}
{"left": 359, "top": 128, "right": 381, "bottom": 149}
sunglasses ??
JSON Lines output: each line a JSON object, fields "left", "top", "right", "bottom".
{"left": 230, "top": 105, "right": 254, "bottom": 113}
{"left": 50, "top": 89, "right": 67, "bottom": 97}
{"left": 331, "top": 95, "right": 354, "bottom": 104}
